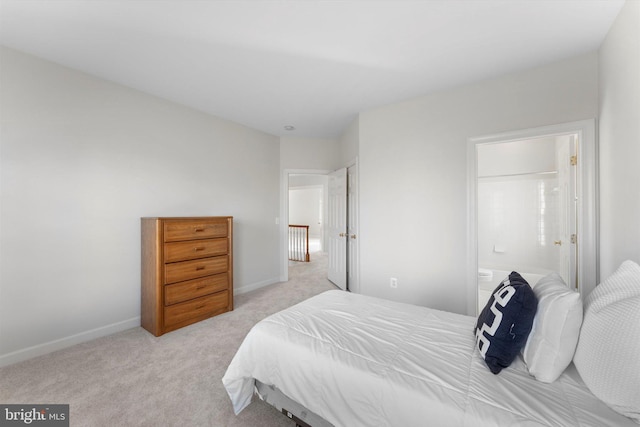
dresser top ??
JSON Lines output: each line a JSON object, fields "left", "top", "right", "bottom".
{"left": 142, "top": 216, "right": 233, "bottom": 220}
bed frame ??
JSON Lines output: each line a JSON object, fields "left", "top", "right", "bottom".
{"left": 255, "top": 380, "right": 333, "bottom": 427}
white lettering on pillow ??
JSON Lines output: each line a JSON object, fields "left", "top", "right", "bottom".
{"left": 476, "top": 282, "right": 516, "bottom": 358}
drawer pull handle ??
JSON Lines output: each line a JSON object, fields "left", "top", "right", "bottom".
{"left": 196, "top": 305, "right": 205, "bottom": 310}
{"left": 196, "top": 266, "right": 205, "bottom": 271}
{"left": 194, "top": 247, "right": 205, "bottom": 251}
{"left": 196, "top": 285, "right": 206, "bottom": 290}
{"left": 194, "top": 227, "right": 205, "bottom": 232}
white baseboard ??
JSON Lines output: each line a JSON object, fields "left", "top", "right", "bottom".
{"left": 0, "top": 317, "right": 141, "bottom": 368}
{"left": 1, "top": 278, "right": 282, "bottom": 367}
{"left": 234, "top": 277, "right": 280, "bottom": 295}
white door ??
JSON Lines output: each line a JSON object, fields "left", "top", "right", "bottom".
{"left": 327, "top": 168, "right": 347, "bottom": 290}
{"left": 556, "top": 134, "right": 578, "bottom": 288}
{"left": 347, "top": 163, "right": 359, "bottom": 293}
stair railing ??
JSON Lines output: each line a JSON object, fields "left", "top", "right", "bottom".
{"left": 288, "top": 225, "right": 310, "bottom": 262}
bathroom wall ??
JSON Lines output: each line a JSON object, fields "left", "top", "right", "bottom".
{"left": 476, "top": 136, "right": 566, "bottom": 276}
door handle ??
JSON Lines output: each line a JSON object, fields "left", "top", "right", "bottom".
{"left": 554, "top": 240, "right": 562, "bottom": 246}
{"left": 350, "top": 234, "right": 357, "bottom": 239}
{"left": 339, "top": 233, "right": 345, "bottom": 237}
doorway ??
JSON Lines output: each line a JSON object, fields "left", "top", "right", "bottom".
{"left": 467, "top": 120, "right": 597, "bottom": 315}
{"left": 281, "top": 164, "right": 359, "bottom": 292}
{"left": 289, "top": 174, "right": 327, "bottom": 255}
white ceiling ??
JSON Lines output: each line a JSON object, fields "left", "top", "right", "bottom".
{"left": 0, "top": 0, "right": 625, "bottom": 138}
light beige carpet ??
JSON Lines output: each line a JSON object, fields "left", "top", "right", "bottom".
{"left": 0, "top": 253, "right": 335, "bottom": 426}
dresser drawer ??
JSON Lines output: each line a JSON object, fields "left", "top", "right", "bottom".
{"left": 164, "top": 238, "right": 227, "bottom": 263}
{"left": 164, "top": 291, "right": 229, "bottom": 327}
{"left": 164, "top": 219, "right": 228, "bottom": 242}
{"left": 164, "top": 255, "right": 228, "bottom": 284}
{"left": 164, "top": 274, "right": 229, "bottom": 306}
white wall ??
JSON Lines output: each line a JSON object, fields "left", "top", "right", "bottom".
{"left": 0, "top": 47, "right": 281, "bottom": 365}
{"left": 358, "top": 53, "right": 599, "bottom": 314}
{"left": 280, "top": 136, "right": 341, "bottom": 170}
{"left": 289, "top": 187, "right": 323, "bottom": 237}
{"left": 338, "top": 116, "right": 359, "bottom": 167}
{"left": 476, "top": 137, "right": 557, "bottom": 177}
{"left": 289, "top": 174, "right": 327, "bottom": 239}
{"left": 598, "top": 0, "right": 640, "bottom": 279}
{"left": 289, "top": 174, "right": 329, "bottom": 188}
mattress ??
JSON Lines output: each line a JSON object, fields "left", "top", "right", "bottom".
{"left": 222, "top": 290, "right": 635, "bottom": 427}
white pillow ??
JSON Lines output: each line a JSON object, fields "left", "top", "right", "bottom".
{"left": 573, "top": 260, "right": 640, "bottom": 423}
{"left": 522, "top": 272, "right": 583, "bottom": 383}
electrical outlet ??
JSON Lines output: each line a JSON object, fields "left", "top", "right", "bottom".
{"left": 390, "top": 277, "right": 398, "bottom": 288}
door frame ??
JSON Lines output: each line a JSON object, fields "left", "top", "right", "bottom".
{"left": 347, "top": 161, "right": 360, "bottom": 294}
{"left": 280, "top": 168, "right": 332, "bottom": 282}
{"left": 466, "top": 119, "right": 597, "bottom": 315}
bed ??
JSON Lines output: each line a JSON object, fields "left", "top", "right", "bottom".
{"left": 223, "top": 262, "right": 640, "bottom": 427}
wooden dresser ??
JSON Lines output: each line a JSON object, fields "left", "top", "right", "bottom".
{"left": 141, "top": 216, "right": 233, "bottom": 336}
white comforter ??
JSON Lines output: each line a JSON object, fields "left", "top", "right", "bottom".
{"left": 222, "top": 290, "right": 635, "bottom": 427}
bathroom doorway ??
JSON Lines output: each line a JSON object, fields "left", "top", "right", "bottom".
{"left": 467, "top": 120, "right": 597, "bottom": 315}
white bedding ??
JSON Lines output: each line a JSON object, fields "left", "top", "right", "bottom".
{"left": 222, "top": 290, "right": 636, "bottom": 427}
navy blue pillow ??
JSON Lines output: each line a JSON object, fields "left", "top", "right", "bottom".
{"left": 474, "top": 271, "right": 538, "bottom": 374}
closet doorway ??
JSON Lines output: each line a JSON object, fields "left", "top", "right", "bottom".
{"left": 467, "top": 120, "right": 597, "bottom": 315}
